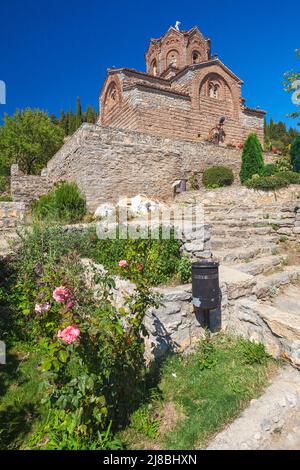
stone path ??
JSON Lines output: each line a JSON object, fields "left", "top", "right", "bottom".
{"left": 207, "top": 366, "right": 300, "bottom": 450}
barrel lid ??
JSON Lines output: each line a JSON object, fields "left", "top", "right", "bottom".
{"left": 192, "top": 260, "right": 219, "bottom": 269}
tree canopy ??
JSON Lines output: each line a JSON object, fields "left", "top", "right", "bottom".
{"left": 0, "top": 109, "right": 65, "bottom": 175}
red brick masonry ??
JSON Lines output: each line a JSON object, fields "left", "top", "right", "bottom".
{"left": 99, "top": 26, "right": 265, "bottom": 145}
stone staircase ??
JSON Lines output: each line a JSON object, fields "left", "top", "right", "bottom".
{"left": 199, "top": 199, "right": 300, "bottom": 366}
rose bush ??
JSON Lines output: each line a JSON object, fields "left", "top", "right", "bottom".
{"left": 5, "top": 224, "right": 160, "bottom": 448}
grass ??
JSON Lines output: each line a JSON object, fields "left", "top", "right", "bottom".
{"left": 0, "top": 344, "right": 44, "bottom": 449}
{"left": 0, "top": 334, "right": 276, "bottom": 450}
{"left": 121, "top": 334, "right": 276, "bottom": 450}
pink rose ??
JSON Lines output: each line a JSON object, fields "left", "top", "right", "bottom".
{"left": 66, "top": 300, "right": 75, "bottom": 310}
{"left": 57, "top": 325, "right": 80, "bottom": 345}
{"left": 53, "top": 286, "right": 72, "bottom": 303}
{"left": 34, "top": 303, "right": 50, "bottom": 314}
{"left": 119, "top": 260, "right": 128, "bottom": 268}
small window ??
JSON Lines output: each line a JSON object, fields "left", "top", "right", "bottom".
{"left": 167, "top": 50, "right": 179, "bottom": 67}
{"left": 192, "top": 51, "right": 200, "bottom": 64}
{"left": 151, "top": 59, "right": 157, "bottom": 76}
{"left": 209, "top": 82, "right": 220, "bottom": 99}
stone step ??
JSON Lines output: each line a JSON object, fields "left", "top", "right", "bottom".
{"left": 219, "top": 265, "right": 256, "bottom": 301}
{"left": 206, "top": 215, "right": 295, "bottom": 224}
{"left": 213, "top": 245, "right": 278, "bottom": 264}
{"left": 206, "top": 219, "right": 295, "bottom": 228}
{"left": 211, "top": 226, "right": 275, "bottom": 238}
{"left": 211, "top": 236, "right": 278, "bottom": 250}
{"left": 237, "top": 298, "right": 300, "bottom": 348}
{"left": 235, "top": 255, "right": 288, "bottom": 277}
{"left": 255, "top": 266, "right": 300, "bottom": 299}
{"left": 272, "top": 285, "right": 300, "bottom": 317}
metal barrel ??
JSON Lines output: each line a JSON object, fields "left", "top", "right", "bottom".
{"left": 192, "top": 261, "right": 221, "bottom": 310}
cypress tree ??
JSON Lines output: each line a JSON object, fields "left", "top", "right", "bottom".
{"left": 75, "top": 97, "right": 82, "bottom": 130}
{"left": 67, "top": 110, "right": 76, "bottom": 135}
{"left": 291, "top": 136, "right": 300, "bottom": 173}
{"left": 85, "top": 105, "right": 96, "bottom": 123}
{"left": 59, "top": 110, "right": 68, "bottom": 134}
{"left": 240, "top": 133, "right": 264, "bottom": 183}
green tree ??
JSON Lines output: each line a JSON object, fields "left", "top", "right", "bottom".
{"left": 85, "top": 105, "right": 97, "bottom": 123}
{"left": 291, "top": 136, "right": 300, "bottom": 173}
{"left": 0, "top": 109, "right": 65, "bottom": 175}
{"left": 240, "top": 133, "right": 264, "bottom": 183}
{"left": 67, "top": 110, "right": 76, "bottom": 135}
{"left": 59, "top": 110, "right": 68, "bottom": 134}
{"left": 75, "top": 97, "right": 82, "bottom": 130}
{"left": 284, "top": 49, "right": 300, "bottom": 124}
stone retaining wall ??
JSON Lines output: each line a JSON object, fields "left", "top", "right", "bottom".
{"left": 0, "top": 201, "right": 26, "bottom": 231}
{"left": 10, "top": 123, "right": 245, "bottom": 211}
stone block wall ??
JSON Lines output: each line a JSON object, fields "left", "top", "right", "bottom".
{"left": 0, "top": 201, "right": 26, "bottom": 231}
{"left": 11, "top": 124, "right": 245, "bottom": 212}
{"left": 10, "top": 164, "right": 52, "bottom": 206}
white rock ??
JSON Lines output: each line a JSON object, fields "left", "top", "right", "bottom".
{"left": 94, "top": 203, "right": 115, "bottom": 219}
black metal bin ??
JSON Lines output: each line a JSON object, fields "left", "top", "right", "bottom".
{"left": 192, "top": 261, "right": 221, "bottom": 331}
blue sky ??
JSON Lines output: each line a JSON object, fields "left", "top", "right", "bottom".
{"left": 0, "top": 0, "right": 299, "bottom": 127}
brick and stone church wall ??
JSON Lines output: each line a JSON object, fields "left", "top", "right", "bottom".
{"left": 11, "top": 123, "right": 244, "bottom": 211}
{"left": 100, "top": 65, "right": 265, "bottom": 146}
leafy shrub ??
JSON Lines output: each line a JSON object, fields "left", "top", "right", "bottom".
{"left": 277, "top": 170, "right": 300, "bottom": 184}
{"left": 291, "top": 136, "right": 300, "bottom": 173}
{"left": 32, "top": 182, "right": 86, "bottom": 224}
{"left": 176, "top": 255, "right": 192, "bottom": 283}
{"left": 275, "top": 155, "right": 292, "bottom": 172}
{"left": 0, "top": 195, "right": 12, "bottom": 202}
{"left": 240, "top": 133, "right": 264, "bottom": 183}
{"left": 245, "top": 170, "right": 300, "bottom": 190}
{"left": 202, "top": 166, "right": 234, "bottom": 188}
{"left": 0, "top": 175, "right": 9, "bottom": 193}
{"left": 262, "top": 164, "right": 277, "bottom": 176}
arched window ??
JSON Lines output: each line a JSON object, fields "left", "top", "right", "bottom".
{"left": 150, "top": 59, "right": 157, "bottom": 76}
{"left": 192, "top": 51, "right": 200, "bottom": 64}
{"left": 104, "top": 82, "right": 120, "bottom": 111}
{"left": 167, "top": 50, "right": 179, "bottom": 67}
{"left": 209, "top": 82, "right": 220, "bottom": 99}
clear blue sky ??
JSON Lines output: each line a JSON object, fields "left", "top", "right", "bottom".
{"left": 0, "top": 0, "right": 299, "bottom": 128}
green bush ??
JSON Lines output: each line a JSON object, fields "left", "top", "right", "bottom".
{"left": 32, "top": 182, "right": 86, "bottom": 224}
{"left": 245, "top": 170, "right": 300, "bottom": 190}
{"left": 240, "top": 133, "right": 264, "bottom": 183}
{"left": 262, "top": 164, "right": 277, "bottom": 176}
{"left": 291, "top": 136, "right": 300, "bottom": 173}
{"left": 0, "top": 195, "right": 12, "bottom": 202}
{"left": 275, "top": 155, "right": 292, "bottom": 172}
{"left": 202, "top": 166, "right": 234, "bottom": 188}
{"left": 0, "top": 175, "right": 9, "bottom": 193}
{"left": 10, "top": 223, "right": 186, "bottom": 288}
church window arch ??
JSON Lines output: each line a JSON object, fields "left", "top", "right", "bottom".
{"left": 166, "top": 49, "right": 179, "bottom": 67}
{"left": 150, "top": 59, "right": 157, "bottom": 76}
{"left": 192, "top": 50, "right": 201, "bottom": 64}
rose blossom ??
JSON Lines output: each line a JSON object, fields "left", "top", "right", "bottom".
{"left": 34, "top": 303, "right": 50, "bottom": 314}
{"left": 137, "top": 263, "right": 143, "bottom": 272}
{"left": 53, "top": 286, "right": 72, "bottom": 303}
{"left": 118, "top": 260, "right": 128, "bottom": 268}
{"left": 57, "top": 325, "right": 80, "bottom": 345}
{"left": 66, "top": 300, "right": 76, "bottom": 310}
